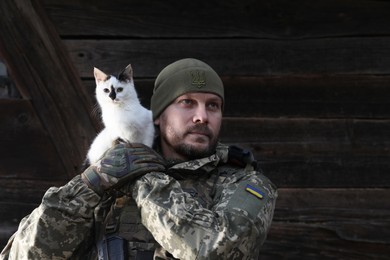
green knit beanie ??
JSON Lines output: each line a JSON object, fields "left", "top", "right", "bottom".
{"left": 151, "top": 58, "right": 224, "bottom": 120}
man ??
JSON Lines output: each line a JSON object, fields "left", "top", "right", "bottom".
{"left": 1, "top": 58, "right": 277, "bottom": 259}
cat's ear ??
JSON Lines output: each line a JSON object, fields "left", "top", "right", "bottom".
{"left": 94, "top": 67, "right": 108, "bottom": 83}
{"left": 118, "top": 64, "right": 133, "bottom": 82}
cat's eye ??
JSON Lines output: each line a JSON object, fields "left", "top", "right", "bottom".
{"left": 103, "top": 88, "right": 110, "bottom": 93}
{"left": 117, "top": 87, "right": 123, "bottom": 92}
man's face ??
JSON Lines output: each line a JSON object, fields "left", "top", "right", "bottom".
{"left": 154, "top": 92, "right": 223, "bottom": 161}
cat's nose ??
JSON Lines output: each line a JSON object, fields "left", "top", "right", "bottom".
{"left": 109, "top": 91, "right": 116, "bottom": 100}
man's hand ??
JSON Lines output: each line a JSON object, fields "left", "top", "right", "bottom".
{"left": 81, "top": 143, "right": 165, "bottom": 195}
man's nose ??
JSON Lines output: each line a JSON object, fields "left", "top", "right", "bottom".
{"left": 193, "top": 105, "right": 208, "bottom": 124}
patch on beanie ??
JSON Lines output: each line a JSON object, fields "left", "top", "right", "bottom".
{"left": 190, "top": 70, "right": 206, "bottom": 88}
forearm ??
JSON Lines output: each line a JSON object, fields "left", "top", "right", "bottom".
{"left": 1, "top": 175, "right": 101, "bottom": 259}
{"left": 132, "top": 172, "right": 277, "bottom": 260}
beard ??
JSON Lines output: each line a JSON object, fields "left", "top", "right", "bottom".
{"left": 161, "top": 123, "right": 219, "bottom": 160}
{"left": 174, "top": 139, "right": 218, "bottom": 160}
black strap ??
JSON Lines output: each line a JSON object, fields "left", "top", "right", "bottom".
{"left": 228, "top": 145, "right": 259, "bottom": 170}
{"left": 135, "top": 250, "right": 154, "bottom": 260}
{"left": 98, "top": 235, "right": 127, "bottom": 260}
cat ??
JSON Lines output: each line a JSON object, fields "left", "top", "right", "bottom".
{"left": 86, "top": 64, "right": 155, "bottom": 165}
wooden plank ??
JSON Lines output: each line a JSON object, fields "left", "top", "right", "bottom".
{"left": 0, "top": 179, "right": 65, "bottom": 203}
{"left": 0, "top": 0, "right": 98, "bottom": 177}
{"left": 220, "top": 117, "right": 390, "bottom": 188}
{"left": 65, "top": 38, "right": 390, "bottom": 78}
{"left": 82, "top": 73, "right": 390, "bottom": 119}
{"left": 262, "top": 188, "right": 390, "bottom": 259}
{"left": 275, "top": 188, "right": 390, "bottom": 210}
{"left": 263, "top": 222, "right": 390, "bottom": 259}
{"left": 0, "top": 99, "right": 68, "bottom": 179}
{"left": 220, "top": 118, "right": 390, "bottom": 145}
{"left": 221, "top": 117, "right": 390, "bottom": 164}
{"left": 258, "top": 154, "right": 390, "bottom": 188}
{"left": 222, "top": 76, "right": 390, "bottom": 119}
{"left": 41, "top": 0, "right": 390, "bottom": 38}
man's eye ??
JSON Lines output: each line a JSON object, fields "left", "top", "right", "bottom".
{"left": 208, "top": 102, "right": 220, "bottom": 110}
{"left": 180, "top": 99, "right": 193, "bottom": 105}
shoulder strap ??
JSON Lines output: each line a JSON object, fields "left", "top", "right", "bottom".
{"left": 228, "top": 145, "right": 259, "bottom": 170}
{"left": 95, "top": 195, "right": 127, "bottom": 260}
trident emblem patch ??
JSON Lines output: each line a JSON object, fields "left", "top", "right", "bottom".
{"left": 190, "top": 70, "right": 206, "bottom": 88}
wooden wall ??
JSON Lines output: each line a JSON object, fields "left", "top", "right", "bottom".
{"left": 1, "top": 0, "right": 389, "bottom": 258}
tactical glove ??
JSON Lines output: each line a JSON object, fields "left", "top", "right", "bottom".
{"left": 81, "top": 143, "right": 165, "bottom": 195}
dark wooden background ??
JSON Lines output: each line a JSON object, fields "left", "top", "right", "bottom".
{"left": 1, "top": 0, "right": 389, "bottom": 258}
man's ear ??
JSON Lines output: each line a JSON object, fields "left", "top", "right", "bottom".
{"left": 154, "top": 118, "right": 160, "bottom": 125}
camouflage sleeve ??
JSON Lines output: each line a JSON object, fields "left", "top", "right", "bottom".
{"left": 132, "top": 171, "right": 277, "bottom": 260}
{"left": 0, "top": 175, "right": 101, "bottom": 259}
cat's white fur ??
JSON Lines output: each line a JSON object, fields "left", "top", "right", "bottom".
{"left": 86, "top": 64, "right": 154, "bottom": 164}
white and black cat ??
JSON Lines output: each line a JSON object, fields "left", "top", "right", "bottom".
{"left": 86, "top": 64, "right": 155, "bottom": 165}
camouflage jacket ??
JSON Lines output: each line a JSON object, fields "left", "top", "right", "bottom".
{"left": 0, "top": 144, "right": 277, "bottom": 259}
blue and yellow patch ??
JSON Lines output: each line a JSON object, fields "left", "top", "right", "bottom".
{"left": 245, "top": 184, "right": 265, "bottom": 199}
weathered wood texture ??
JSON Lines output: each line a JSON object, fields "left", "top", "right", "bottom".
{"left": 0, "top": 0, "right": 97, "bottom": 177}
{"left": 65, "top": 38, "right": 390, "bottom": 77}
{"left": 0, "top": 99, "right": 68, "bottom": 179}
{"left": 0, "top": 0, "right": 389, "bottom": 257}
{"left": 41, "top": 0, "right": 390, "bottom": 38}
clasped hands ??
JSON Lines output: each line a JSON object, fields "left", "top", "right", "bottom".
{"left": 81, "top": 142, "right": 166, "bottom": 195}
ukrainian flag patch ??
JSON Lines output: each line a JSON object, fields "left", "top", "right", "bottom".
{"left": 245, "top": 184, "right": 265, "bottom": 199}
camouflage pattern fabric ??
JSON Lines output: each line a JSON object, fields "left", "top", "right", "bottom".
{"left": 0, "top": 175, "right": 100, "bottom": 259}
{"left": 132, "top": 143, "right": 277, "bottom": 259}
{"left": 0, "top": 143, "right": 277, "bottom": 259}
